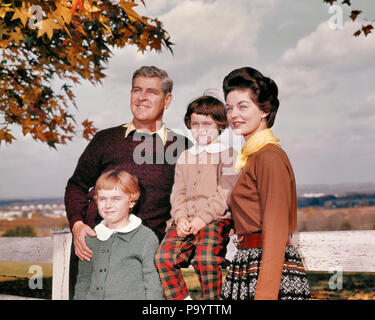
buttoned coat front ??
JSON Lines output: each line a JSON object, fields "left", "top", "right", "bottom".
{"left": 170, "top": 146, "right": 239, "bottom": 225}
{"left": 73, "top": 224, "right": 162, "bottom": 300}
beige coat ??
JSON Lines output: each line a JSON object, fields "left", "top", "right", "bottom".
{"left": 170, "top": 145, "right": 239, "bottom": 225}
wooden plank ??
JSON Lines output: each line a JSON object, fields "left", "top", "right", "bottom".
{"left": 292, "top": 230, "right": 375, "bottom": 272}
{"left": 227, "top": 230, "right": 375, "bottom": 273}
{"left": 52, "top": 231, "right": 72, "bottom": 300}
{"left": 0, "top": 237, "right": 53, "bottom": 263}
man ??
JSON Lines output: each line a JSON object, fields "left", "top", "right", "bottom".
{"left": 65, "top": 66, "right": 190, "bottom": 297}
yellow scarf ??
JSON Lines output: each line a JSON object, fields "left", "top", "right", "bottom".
{"left": 235, "top": 129, "right": 280, "bottom": 171}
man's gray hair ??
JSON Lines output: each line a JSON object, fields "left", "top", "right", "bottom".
{"left": 132, "top": 66, "right": 173, "bottom": 96}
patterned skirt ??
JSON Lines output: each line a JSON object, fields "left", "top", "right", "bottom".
{"left": 220, "top": 246, "right": 311, "bottom": 300}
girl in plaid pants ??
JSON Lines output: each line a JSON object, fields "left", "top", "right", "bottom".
{"left": 155, "top": 94, "right": 239, "bottom": 300}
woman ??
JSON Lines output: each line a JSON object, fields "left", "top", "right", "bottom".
{"left": 220, "top": 67, "right": 311, "bottom": 300}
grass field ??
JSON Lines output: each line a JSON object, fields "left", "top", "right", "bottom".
{"left": 0, "top": 216, "right": 69, "bottom": 237}
{"left": 0, "top": 262, "right": 52, "bottom": 299}
{"left": 184, "top": 268, "right": 375, "bottom": 300}
{"left": 0, "top": 263, "right": 374, "bottom": 300}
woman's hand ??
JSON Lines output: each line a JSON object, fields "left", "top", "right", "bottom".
{"left": 176, "top": 217, "right": 191, "bottom": 237}
{"left": 189, "top": 216, "right": 207, "bottom": 235}
{"left": 72, "top": 221, "right": 96, "bottom": 261}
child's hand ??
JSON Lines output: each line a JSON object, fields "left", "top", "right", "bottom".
{"left": 176, "top": 217, "right": 191, "bottom": 237}
{"left": 189, "top": 216, "right": 207, "bottom": 235}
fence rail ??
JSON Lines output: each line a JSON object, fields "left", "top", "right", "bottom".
{"left": 0, "top": 229, "right": 71, "bottom": 300}
{"left": 0, "top": 230, "right": 374, "bottom": 300}
{"left": 291, "top": 230, "right": 375, "bottom": 272}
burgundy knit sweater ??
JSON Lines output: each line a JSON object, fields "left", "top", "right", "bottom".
{"left": 64, "top": 124, "right": 190, "bottom": 241}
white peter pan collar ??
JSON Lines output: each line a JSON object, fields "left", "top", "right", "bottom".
{"left": 188, "top": 140, "right": 230, "bottom": 155}
{"left": 94, "top": 214, "right": 142, "bottom": 241}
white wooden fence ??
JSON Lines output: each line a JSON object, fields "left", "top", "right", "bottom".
{"left": 0, "top": 229, "right": 71, "bottom": 300}
{"left": 0, "top": 230, "right": 374, "bottom": 300}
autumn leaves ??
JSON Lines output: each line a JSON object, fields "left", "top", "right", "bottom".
{"left": 349, "top": 10, "right": 374, "bottom": 37}
{"left": 0, "top": 1, "right": 172, "bottom": 147}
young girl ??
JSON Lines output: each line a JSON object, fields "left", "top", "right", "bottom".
{"left": 73, "top": 169, "right": 163, "bottom": 300}
{"left": 154, "top": 95, "right": 239, "bottom": 300}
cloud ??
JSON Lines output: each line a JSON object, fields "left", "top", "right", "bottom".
{"left": 0, "top": 135, "right": 87, "bottom": 199}
{"left": 135, "top": 0, "right": 180, "bottom": 17}
{"left": 281, "top": 21, "right": 375, "bottom": 72}
{"left": 270, "top": 65, "right": 336, "bottom": 99}
{"left": 277, "top": 20, "right": 298, "bottom": 30}
{"left": 108, "top": 0, "right": 278, "bottom": 83}
{"left": 367, "top": 94, "right": 375, "bottom": 105}
{"left": 268, "top": 20, "right": 375, "bottom": 99}
{"left": 90, "top": 0, "right": 280, "bottom": 129}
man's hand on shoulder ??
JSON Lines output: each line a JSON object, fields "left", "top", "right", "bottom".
{"left": 72, "top": 221, "right": 96, "bottom": 261}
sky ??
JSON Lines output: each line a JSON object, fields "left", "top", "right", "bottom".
{"left": 1, "top": 0, "right": 375, "bottom": 199}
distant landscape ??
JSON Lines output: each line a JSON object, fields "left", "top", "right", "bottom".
{"left": 0, "top": 182, "right": 375, "bottom": 236}
{"left": 0, "top": 197, "right": 64, "bottom": 207}
{"left": 297, "top": 182, "right": 375, "bottom": 208}
{"left": 296, "top": 182, "right": 375, "bottom": 195}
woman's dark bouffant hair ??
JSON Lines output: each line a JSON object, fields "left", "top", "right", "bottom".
{"left": 222, "top": 67, "right": 280, "bottom": 128}
{"left": 184, "top": 95, "right": 228, "bottom": 133}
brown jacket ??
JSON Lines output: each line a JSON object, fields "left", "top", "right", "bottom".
{"left": 170, "top": 146, "right": 239, "bottom": 225}
{"left": 230, "top": 144, "right": 297, "bottom": 300}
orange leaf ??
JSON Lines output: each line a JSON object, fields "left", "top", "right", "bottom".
{"left": 362, "top": 24, "right": 374, "bottom": 36}
{"left": 60, "top": 135, "right": 73, "bottom": 144}
{"left": 0, "top": 127, "right": 15, "bottom": 145}
{"left": 71, "top": 0, "right": 85, "bottom": 16}
{"left": 120, "top": 0, "right": 141, "bottom": 22}
{"left": 35, "top": 18, "right": 62, "bottom": 39}
{"left": 9, "top": 103, "right": 24, "bottom": 117}
{"left": 354, "top": 29, "right": 362, "bottom": 37}
{"left": 350, "top": 10, "right": 362, "bottom": 22}
{"left": 11, "top": 4, "right": 31, "bottom": 27}
{"left": 21, "top": 114, "right": 40, "bottom": 135}
{"left": 82, "top": 119, "right": 97, "bottom": 140}
{"left": 54, "top": 3, "right": 72, "bottom": 25}
{"left": 32, "top": 125, "right": 48, "bottom": 142}
{"left": 8, "top": 27, "right": 24, "bottom": 45}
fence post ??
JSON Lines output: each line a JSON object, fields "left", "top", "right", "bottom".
{"left": 52, "top": 229, "right": 72, "bottom": 300}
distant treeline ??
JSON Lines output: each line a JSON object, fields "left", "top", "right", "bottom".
{"left": 0, "top": 198, "right": 64, "bottom": 207}
{"left": 2, "top": 193, "right": 375, "bottom": 210}
{"left": 298, "top": 193, "right": 375, "bottom": 208}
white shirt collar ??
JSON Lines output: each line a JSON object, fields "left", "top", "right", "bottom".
{"left": 188, "top": 140, "right": 230, "bottom": 155}
{"left": 94, "top": 214, "right": 142, "bottom": 241}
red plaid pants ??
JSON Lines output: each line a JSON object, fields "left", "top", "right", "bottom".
{"left": 154, "top": 219, "right": 232, "bottom": 300}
